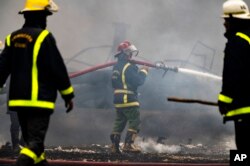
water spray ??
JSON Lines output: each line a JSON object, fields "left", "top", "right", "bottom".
{"left": 153, "top": 61, "right": 221, "bottom": 80}
{"left": 177, "top": 68, "right": 221, "bottom": 81}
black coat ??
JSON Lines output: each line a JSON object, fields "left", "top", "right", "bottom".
{"left": 221, "top": 29, "right": 250, "bottom": 120}
{"left": 0, "top": 24, "right": 74, "bottom": 112}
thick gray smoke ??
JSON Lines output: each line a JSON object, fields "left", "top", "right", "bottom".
{"left": 0, "top": 0, "right": 244, "bottom": 150}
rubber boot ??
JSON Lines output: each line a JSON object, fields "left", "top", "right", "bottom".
{"left": 122, "top": 131, "right": 141, "bottom": 153}
{"left": 15, "top": 154, "right": 35, "bottom": 166}
{"left": 110, "top": 134, "right": 121, "bottom": 153}
{"left": 36, "top": 160, "right": 49, "bottom": 166}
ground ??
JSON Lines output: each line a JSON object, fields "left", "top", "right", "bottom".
{"left": 0, "top": 142, "right": 229, "bottom": 163}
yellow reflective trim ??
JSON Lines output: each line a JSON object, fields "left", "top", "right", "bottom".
{"left": 20, "top": 147, "right": 37, "bottom": 163}
{"left": 122, "top": 63, "right": 130, "bottom": 103}
{"left": 128, "top": 128, "right": 137, "bottom": 133}
{"left": 32, "top": 30, "right": 49, "bottom": 101}
{"left": 226, "top": 106, "right": 250, "bottom": 117}
{"left": 140, "top": 69, "right": 148, "bottom": 75}
{"left": 236, "top": 32, "right": 250, "bottom": 45}
{"left": 9, "top": 100, "right": 55, "bottom": 109}
{"left": 124, "top": 95, "right": 128, "bottom": 103}
{"left": 115, "top": 102, "right": 140, "bottom": 108}
{"left": 36, "top": 152, "right": 46, "bottom": 164}
{"left": 60, "top": 86, "right": 74, "bottom": 95}
{"left": 114, "top": 89, "right": 134, "bottom": 94}
{"left": 20, "top": 147, "right": 45, "bottom": 164}
{"left": 6, "top": 34, "right": 11, "bottom": 46}
{"left": 218, "top": 94, "right": 233, "bottom": 103}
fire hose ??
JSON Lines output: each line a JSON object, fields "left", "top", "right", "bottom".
{"left": 69, "top": 58, "right": 221, "bottom": 81}
{"left": 69, "top": 59, "right": 178, "bottom": 78}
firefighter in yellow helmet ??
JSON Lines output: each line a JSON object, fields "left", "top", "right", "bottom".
{"left": 218, "top": 0, "right": 250, "bottom": 150}
{"left": 0, "top": 0, "right": 74, "bottom": 165}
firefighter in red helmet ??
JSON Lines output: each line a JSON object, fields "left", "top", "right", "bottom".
{"left": 0, "top": 0, "right": 74, "bottom": 165}
{"left": 110, "top": 41, "right": 149, "bottom": 153}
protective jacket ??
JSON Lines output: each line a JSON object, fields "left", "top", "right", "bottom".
{"left": 112, "top": 55, "right": 148, "bottom": 108}
{"left": 219, "top": 29, "right": 250, "bottom": 121}
{"left": 0, "top": 24, "right": 74, "bottom": 112}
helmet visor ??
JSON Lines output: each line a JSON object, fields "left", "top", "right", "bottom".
{"left": 124, "top": 45, "right": 139, "bottom": 57}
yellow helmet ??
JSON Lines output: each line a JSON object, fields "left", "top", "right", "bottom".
{"left": 19, "top": 0, "right": 59, "bottom": 14}
{"left": 222, "top": 0, "right": 250, "bottom": 19}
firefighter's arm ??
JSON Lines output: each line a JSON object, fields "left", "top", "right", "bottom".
{"left": 217, "top": 93, "right": 233, "bottom": 115}
{"left": 60, "top": 87, "right": 74, "bottom": 113}
{"left": 126, "top": 65, "right": 148, "bottom": 87}
{"left": 52, "top": 48, "right": 74, "bottom": 112}
{"left": 0, "top": 37, "right": 11, "bottom": 89}
{"left": 46, "top": 33, "right": 75, "bottom": 112}
{"left": 140, "top": 65, "right": 149, "bottom": 75}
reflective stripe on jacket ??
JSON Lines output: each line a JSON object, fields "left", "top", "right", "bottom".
{"left": 220, "top": 30, "right": 250, "bottom": 120}
{"left": 0, "top": 28, "right": 74, "bottom": 111}
{"left": 112, "top": 59, "right": 147, "bottom": 108}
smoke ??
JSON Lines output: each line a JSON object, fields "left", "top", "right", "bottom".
{"left": 136, "top": 137, "right": 181, "bottom": 154}
{"left": 0, "top": 0, "right": 239, "bottom": 150}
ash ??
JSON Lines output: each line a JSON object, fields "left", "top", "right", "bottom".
{"left": 0, "top": 142, "right": 229, "bottom": 163}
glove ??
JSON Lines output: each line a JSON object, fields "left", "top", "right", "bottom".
{"left": 65, "top": 100, "right": 74, "bottom": 113}
{"left": 218, "top": 100, "right": 231, "bottom": 115}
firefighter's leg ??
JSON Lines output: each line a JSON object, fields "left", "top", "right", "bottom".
{"left": 15, "top": 112, "right": 34, "bottom": 166}
{"left": 122, "top": 107, "right": 141, "bottom": 153}
{"left": 123, "top": 130, "right": 141, "bottom": 153}
{"left": 10, "top": 112, "right": 21, "bottom": 153}
{"left": 16, "top": 111, "right": 51, "bottom": 166}
{"left": 15, "top": 153, "right": 35, "bottom": 166}
{"left": 110, "top": 133, "right": 121, "bottom": 153}
{"left": 234, "top": 119, "right": 250, "bottom": 150}
{"left": 16, "top": 148, "right": 47, "bottom": 166}
{"left": 110, "top": 109, "right": 127, "bottom": 153}
{"left": 19, "top": 134, "right": 25, "bottom": 147}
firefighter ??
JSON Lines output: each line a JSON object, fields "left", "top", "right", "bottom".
{"left": 218, "top": 0, "right": 250, "bottom": 150}
{"left": 110, "top": 41, "right": 149, "bottom": 153}
{"left": 0, "top": 0, "right": 74, "bottom": 165}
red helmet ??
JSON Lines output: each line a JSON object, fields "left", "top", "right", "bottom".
{"left": 116, "top": 41, "right": 139, "bottom": 57}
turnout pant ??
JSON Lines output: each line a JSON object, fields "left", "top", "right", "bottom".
{"left": 234, "top": 118, "right": 250, "bottom": 150}
{"left": 9, "top": 111, "right": 23, "bottom": 149}
{"left": 16, "top": 110, "right": 51, "bottom": 166}
{"left": 112, "top": 106, "right": 140, "bottom": 134}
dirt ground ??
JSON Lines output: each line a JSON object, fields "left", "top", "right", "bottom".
{"left": 0, "top": 143, "right": 229, "bottom": 163}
